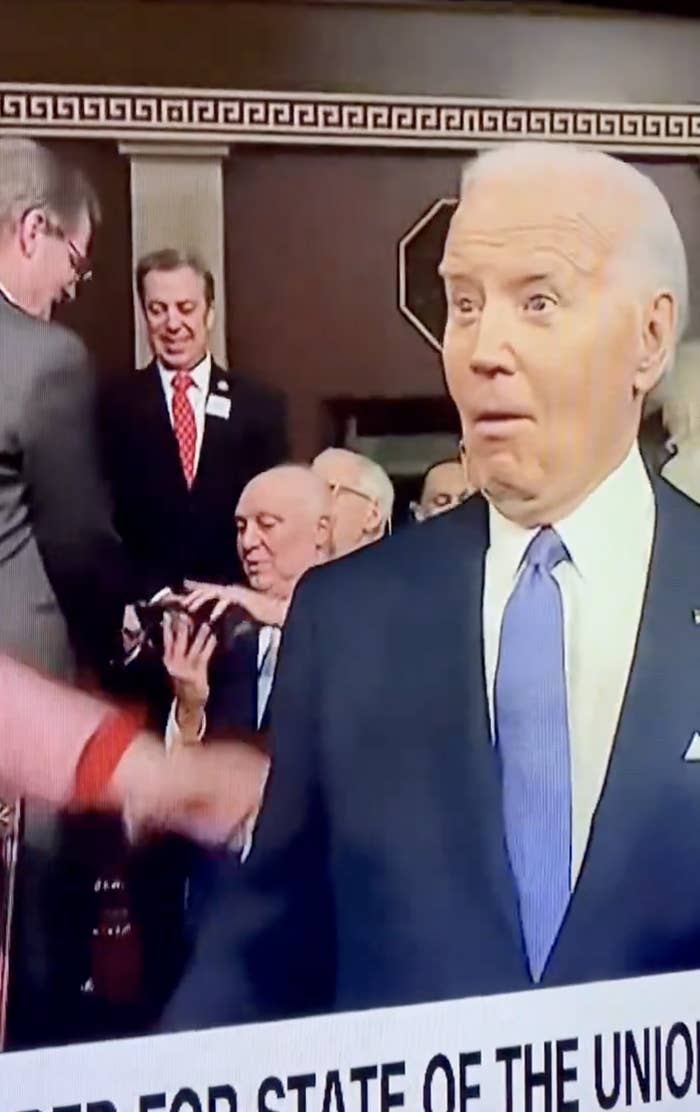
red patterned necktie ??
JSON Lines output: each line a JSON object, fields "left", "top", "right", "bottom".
{"left": 171, "top": 371, "right": 197, "bottom": 488}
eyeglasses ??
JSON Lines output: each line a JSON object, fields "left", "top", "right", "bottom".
{"left": 42, "top": 216, "right": 93, "bottom": 284}
{"left": 327, "top": 482, "right": 392, "bottom": 536}
{"left": 327, "top": 481, "right": 376, "bottom": 503}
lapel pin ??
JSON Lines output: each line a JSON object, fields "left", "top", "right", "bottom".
{"left": 217, "top": 380, "right": 229, "bottom": 392}
{"left": 693, "top": 609, "right": 700, "bottom": 625}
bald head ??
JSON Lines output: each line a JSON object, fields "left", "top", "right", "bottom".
{"left": 312, "top": 448, "right": 394, "bottom": 557}
{"left": 235, "top": 465, "right": 330, "bottom": 598}
{"left": 439, "top": 141, "right": 685, "bottom": 527}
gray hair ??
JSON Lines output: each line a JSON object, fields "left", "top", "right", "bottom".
{"left": 458, "top": 142, "right": 689, "bottom": 377}
{"left": 313, "top": 448, "right": 395, "bottom": 526}
{"left": 0, "top": 137, "right": 101, "bottom": 235}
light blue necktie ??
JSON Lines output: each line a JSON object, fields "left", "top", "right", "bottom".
{"left": 494, "top": 526, "right": 572, "bottom": 982}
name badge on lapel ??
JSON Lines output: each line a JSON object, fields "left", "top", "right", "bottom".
{"left": 206, "top": 394, "right": 231, "bottom": 420}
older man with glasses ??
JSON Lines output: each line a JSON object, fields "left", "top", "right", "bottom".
{"left": 0, "top": 136, "right": 137, "bottom": 1049}
{"left": 311, "top": 447, "right": 394, "bottom": 557}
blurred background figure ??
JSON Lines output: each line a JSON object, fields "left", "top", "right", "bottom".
{"left": 660, "top": 340, "right": 700, "bottom": 503}
{"left": 410, "top": 457, "right": 472, "bottom": 522}
{"left": 312, "top": 447, "right": 394, "bottom": 557}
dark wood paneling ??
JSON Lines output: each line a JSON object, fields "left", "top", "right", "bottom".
{"left": 48, "top": 141, "right": 133, "bottom": 378}
{"left": 224, "top": 145, "right": 463, "bottom": 457}
{"left": 0, "top": 1, "right": 699, "bottom": 103}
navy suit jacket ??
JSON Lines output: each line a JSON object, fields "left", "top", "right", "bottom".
{"left": 162, "top": 474, "right": 700, "bottom": 1031}
{"left": 99, "top": 361, "right": 288, "bottom": 593}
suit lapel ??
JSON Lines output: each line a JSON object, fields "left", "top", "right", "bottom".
{"left": 547, "top": 479, "right": 700, "bottom": 979}
{"left": 208, "top": 625, "right": 259, "bottom": 734}
{"left": 193, "top": 362, "right": 239, "bottom": 497}
{"left": 425, "top": 498, "right": 525, "bottom": 956}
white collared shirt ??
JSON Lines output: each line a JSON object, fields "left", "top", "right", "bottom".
{"left": 0, "top": 281, "right": 19, "bottom": 307}
{"left": 157, "top": 353, "right": 211, "bottom": 477}
{"left": 483, "top": 443, "right": 655, "bottom": 885}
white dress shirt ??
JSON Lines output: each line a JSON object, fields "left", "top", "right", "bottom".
{"left": 483, "top": 443, "right": 655, "bottom": 885}
{"left": 157, "top": 353, "right": 211, "bottom": 477}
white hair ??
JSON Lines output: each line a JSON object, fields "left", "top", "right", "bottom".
{"left": 459, "top": 142, "right": 689, "bottom": 377}
{"left": 244, "top": 463, "right": 331, "bottom": 519}
{"left": 661, "top": 339, "right": 700, "bottom": 445}
{"left": 313, "top": 448, "right": 395, "bottom": 526}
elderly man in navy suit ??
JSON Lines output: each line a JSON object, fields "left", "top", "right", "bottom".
{"left": 161, "top": 141, "right": 699, "bottom": 1032}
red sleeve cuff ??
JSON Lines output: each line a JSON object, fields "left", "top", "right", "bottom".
{"left": 73, "top": 707, "right": 146, "bottom": 807}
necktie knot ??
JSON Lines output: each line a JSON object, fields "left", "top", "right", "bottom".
{"left": 524, "top": 527, "right": 569, "bottom": 573}
{"left": 172, "top": 371, "right": 195, "bottom": 394}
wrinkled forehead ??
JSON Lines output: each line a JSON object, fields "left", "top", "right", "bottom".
{"left": 236, "top": 475, "right": 312, "bottom": 521}
{"left": 440, "top": 169, "right": 631, "bottom": 279}
{"left": 143, "top": 265, "right": 207, "bottom": 301}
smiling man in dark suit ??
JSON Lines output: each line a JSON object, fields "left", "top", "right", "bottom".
{"left": 161, "top": 142, "right": 700, "bottom": 1034}
{"left": 100, "top": 248, "right": 288, "bottom": 597}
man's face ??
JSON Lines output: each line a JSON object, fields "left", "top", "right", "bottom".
{"left": 440, "top": 164, "right": 669, "bottom": 525}
{"left": 418, "top": 461, "right": 470, "bottom": 519}
{"left": 23, "top": 205, "right": 92, "bottom": 320}
{"left": 235, "top": 474, "right": 327, "bottom": 598}
{"left": 142, "top": 266, "right": 213, "bottom": 371}
{"left": 312, "top": 454, "right": 377, "bottom": 557}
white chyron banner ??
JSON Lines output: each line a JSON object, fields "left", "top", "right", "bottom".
{"left": 3, "top": 970, "right": 700, "bottom": 1112}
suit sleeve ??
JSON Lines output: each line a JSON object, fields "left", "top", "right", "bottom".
{"left": 20, "top": 331, "right": 134, "bottom": 667}
{"left": 159, "top": 574, "right": 335, "bottom": 1031}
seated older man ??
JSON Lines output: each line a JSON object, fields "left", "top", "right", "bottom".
{"left": 411, "top": 457, "right": 473, "bottom": 521}
{"left": 312, "top": 447, "right": 394, "bottom": 557}
{"left": 164, "top": 464, "right": 331, "bottom": 745}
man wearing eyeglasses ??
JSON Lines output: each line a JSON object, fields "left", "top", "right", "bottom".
{"left": 0, "top": 136, "right": 136, "bottom": 1049}
{"left": 0, "top": 136, "right": 129, "bottom": 679}
{"left": 311, "top": 447, "right": 394, "bottom": 558}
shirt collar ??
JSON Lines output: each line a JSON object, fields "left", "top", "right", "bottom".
{"left": 487, "top": 441, "right": 654, "bottom": 583}
{"left": 158, "top": 352, "right": 211, "bottom": 393}
{"left": 0, "top": 281, "right": 19, "bottom": 308}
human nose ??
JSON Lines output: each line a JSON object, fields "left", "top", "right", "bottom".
{"left": 469, "top": 300, "right": 517, "bottom": 376}
{"left": 165, "top": 307, "right": 182, "bottom": 332}
{"left": 239, "top": 521, "right": 260, "bottom": 552}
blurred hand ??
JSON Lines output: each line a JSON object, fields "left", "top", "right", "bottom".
{"left": 163, "top": 611, "right": 216, "bottom": 738}
{"left": 183, "top": 580, "right": 288, "bottom": 627}
{"left": 109, "top": 733, "right": 269, "bottom": 846}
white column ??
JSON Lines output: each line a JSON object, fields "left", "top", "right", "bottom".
{"left": 119, "top": 142, "right": 230, "bottom": 367}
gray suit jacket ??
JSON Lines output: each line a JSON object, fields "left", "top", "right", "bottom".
{"left": 0, "top": 292, "right": 129, "bottom": 679}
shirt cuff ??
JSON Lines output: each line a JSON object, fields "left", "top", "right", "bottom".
{"left": 164, "top": 699, "right": 206, "bottom": 751}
